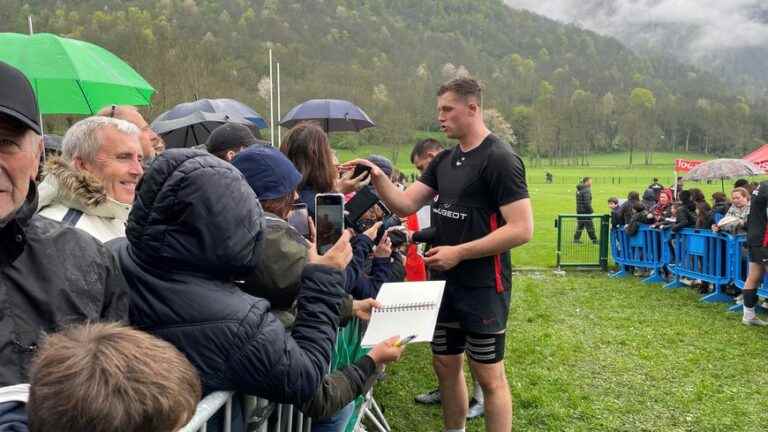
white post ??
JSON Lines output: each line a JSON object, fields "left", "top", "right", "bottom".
{"left": 28, "top": 16, "right": 45, "bottom": 141}
{"left": 276, "top": 62, "right": 281, "bottom": 148}
{"left": 268, "top": 49, "right": 274, "bottom": 147}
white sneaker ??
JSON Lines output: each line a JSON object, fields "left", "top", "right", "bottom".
{"left": 467, "top": 398, "right": 485, "bottom": 419}
{"left": 742, "top": 317, "right": 768, "bottom": 326}
{"left": 735, "top": 294, "right": 743, "bottom": 305}
{"left": 414, "top": 388, "right": 441, "bottom": 404}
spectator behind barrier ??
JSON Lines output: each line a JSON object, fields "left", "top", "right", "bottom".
{"left": 281, "top": 123, "right": 368, "bottom": 218}
{"left": 37, "top": 116, "right": 143, "bottom": 242}
{"left": 96, "top": 105, "right": 165, "bottom": 161}
{"left": 641, "top": 187, "right": 657, "bottom": 210}
{"left": 713, "top": 188, "right": 751, "bottom": 234}
{"left": 27, "top": 323, "right": 201, "bottom": 432}
{"left": 649, "top": 189, "right": 673, "bottom": 224}
{"left": 0, "top": 61, "right": 129, "bottom": 387}
{"left": 110, "top": 149, "right": 353, "bottom": 432}
{"left": 607, "top": 197, "right": 621, "bottom": 228}
{"left": 694, "top": 201, "right": 713, "bottom": 229}
{"left": 669, "top": 190, "right": 696, "bottom": 232}
{"left": 711, "top": 191, "right": 730, "bottom": 216}
{"left": 734, "top": 178, "right": 749, "bottom": 190}
{"left": 206, "top": 123, "right": 260, "bottom": 162}
{"left": 618, "top": 191, "right": 641, "bottom": 225}
{"left": 231, "top": 146, "right": 404, "bottom": 426}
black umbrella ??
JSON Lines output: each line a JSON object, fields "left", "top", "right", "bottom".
{"left": 151, "top": 111, "right": 252, "bottom": 149}
{"left": 279, "top": 99, "right": 375, "bottom": 133}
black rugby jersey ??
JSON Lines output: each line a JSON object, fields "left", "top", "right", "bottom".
{"left": 418, "top": 134, "right": 528, "bottom": 291}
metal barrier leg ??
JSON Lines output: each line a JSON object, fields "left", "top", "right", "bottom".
{"left": 664, "top": 274, "right": 685, "bottom": 289}
{"left": 700, "top": 284, "right": 733, "bottom": 303}
{"left": 363, "top": 408, "right": 388, "bottom": 432}
{"left": 642, "top": 267, "right": 665, "bottom": 284}
{"left": 369, "top": 398, "right": 391, "bottom": 432}
{"left": 609, "top": 265, "right": 630, "bottom": 278}
{"left": 728, "top": 303, "right": 744, "bottom": 312}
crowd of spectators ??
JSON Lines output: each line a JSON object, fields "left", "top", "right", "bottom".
{"left": 0, "top": 60, "right": 432, "bottom": 432}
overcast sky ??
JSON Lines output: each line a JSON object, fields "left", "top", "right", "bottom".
{"left": 504, "top": 0, "right": 768, "bottom": 54}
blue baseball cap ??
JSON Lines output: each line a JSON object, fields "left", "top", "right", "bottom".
{"left": 232, "top": 146, "right": 302, "bottom": 200}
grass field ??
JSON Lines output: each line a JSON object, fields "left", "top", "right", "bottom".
{"left": 373, "top": 272, "right": 768, "bottom": 432}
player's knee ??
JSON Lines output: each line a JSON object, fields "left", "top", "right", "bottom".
{"left": 433, "top": 354, "right": 462, "bottom": 375}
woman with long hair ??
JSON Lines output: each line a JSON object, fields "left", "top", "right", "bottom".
{"left": 280, "top": 123, "right": 338, "bottom": 217}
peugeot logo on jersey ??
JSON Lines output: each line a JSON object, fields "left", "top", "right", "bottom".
{"left": 433, "top": 207, "right": 468, "bottom": 220}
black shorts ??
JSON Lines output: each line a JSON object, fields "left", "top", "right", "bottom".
{"left": 749, "top": 246, "right": 768, "bottom": 264}
{"left": 436, "top": 281, "right": 511, "bottom": 334}
{"left": 431, "top": 325, "right": 506, "bottom": 364}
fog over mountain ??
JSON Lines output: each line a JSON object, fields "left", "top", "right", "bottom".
{"left": 504, "top": 0, "right": 768, "bottom": 94}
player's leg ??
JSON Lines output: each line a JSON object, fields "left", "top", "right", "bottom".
{"left": 467, "top": 332, "right": 511, "bottom": 432}
{"left": 432, "top": 325, "right": 469, "bottom": 430}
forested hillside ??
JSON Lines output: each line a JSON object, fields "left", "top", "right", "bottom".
{"left": 2, "top": 0, "right": 767, "bottom": 164}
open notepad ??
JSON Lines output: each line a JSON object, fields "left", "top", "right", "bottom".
{"left": 360, "top": 281, "right": 446, "bottom": 347}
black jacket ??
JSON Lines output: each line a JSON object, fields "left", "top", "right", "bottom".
{"left": 576, "top": 184, "right": 593, "bottom": 214}
{"left": 671, "top": 203, "right": 696, "bottom": 232}
{"left": 112, "top": 150, "right": 346, "bottom": 409}
{"left": 0, "top": 183, "right": 128, "bottom": 386}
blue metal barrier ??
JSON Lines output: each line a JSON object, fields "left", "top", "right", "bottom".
{"left": 609, "top": 226, "right": 666, "bottom": 283}
{"left": 665, "top": 228, "right": 737, "bottom": 303}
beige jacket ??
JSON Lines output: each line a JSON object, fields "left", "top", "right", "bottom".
{"left": 37, "top": 157, "right": 131, "bottom": 243}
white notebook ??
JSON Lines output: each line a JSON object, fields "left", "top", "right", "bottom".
{"left": 360, "top": 281, "right": 446, "bottom": 347}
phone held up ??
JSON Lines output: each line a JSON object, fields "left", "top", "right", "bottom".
{"left": 352, "top": 163, "right": 372, "bottom": 180}
{"left": 286, "top": 203, "right": 310, "bottom": 240}
{"left": 315, "top": 193, "right": 345, "bottom": 255}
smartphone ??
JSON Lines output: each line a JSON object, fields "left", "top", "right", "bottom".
{"left": 345, "top": 187, "right": 380, "bottom": 229}
{"left": 286, "top": 203, "right": 310, "bottom": 239}
{"left": 352, "top": 163, "right": 372, "bottom": 180}
{"left": 315, "top": 193, "right": 345, "bottom": 255}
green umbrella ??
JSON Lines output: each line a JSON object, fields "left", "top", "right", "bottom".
{"left": 0, "top": 32, "right": 154, "bottom": 115}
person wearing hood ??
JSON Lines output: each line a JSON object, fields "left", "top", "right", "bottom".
{"left": 232, "top": 146, "right": 404, "bottom": 432}
{"left": 641, "top": 187, "right": 657, "bottom": 210}
{"left": 0, "top": 61, "right": 128, "bottom": 388}
{"left": 37, "top": 116, "right": 143, "bottom": 243}
{"left": 573, "top": 177, "right": 597, "bottom": 244}
{"left": 110, "top": 149, "right": 390, "bottom": 432}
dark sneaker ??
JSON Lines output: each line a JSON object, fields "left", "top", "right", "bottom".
{"left": 467, "top": 398, "right": 485, "bottom": 419}
{"left": 414, "top": 388, "right": 441, "bottom": 404}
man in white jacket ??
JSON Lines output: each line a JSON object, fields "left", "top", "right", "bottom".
{"left": 37, "top": 116, "right": 143, "bottom": 242}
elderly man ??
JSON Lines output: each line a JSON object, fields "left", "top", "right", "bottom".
{"left": 97, "top": 104, "right": 164, "bottom": 160}
{"left": 37, "top": 116, "right": 143, "bottom": 242}
{"left": 0, "top": 61, "right": 128, "bottom": 386}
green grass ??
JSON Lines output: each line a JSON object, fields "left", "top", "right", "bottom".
{"left": 373, "top": 272, "right": 768, "bottom": 431}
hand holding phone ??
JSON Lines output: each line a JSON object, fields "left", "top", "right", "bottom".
{"left": 286, "top": 203, "right": 310, "bottom": 239}
{"left": 315, "top": 193, "right": 345, "bottom": 255}
{"left": 352, "top": 163, "right": 372, "bottom": 180}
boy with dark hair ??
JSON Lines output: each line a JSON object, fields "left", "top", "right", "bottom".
{"left": 28, "top": 323, "right": 201, "bottom": 432}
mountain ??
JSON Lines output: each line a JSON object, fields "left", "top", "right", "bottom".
{"left": 504, "top": 0, "right": 768, "bottom": 98}
{"left": 2, "top": 0, "right": 766, "bottom": 161}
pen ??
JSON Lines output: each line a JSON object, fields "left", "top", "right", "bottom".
{"left": 395, "top": 334, "right": 417, "bottom": 347}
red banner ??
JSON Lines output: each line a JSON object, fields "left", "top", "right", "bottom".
{"left": 674, "top": 159, "right": 704, "bottom": 173}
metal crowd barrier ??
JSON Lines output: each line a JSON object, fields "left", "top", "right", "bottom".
{"left": 179, "top": 391, "right": 233, "bottom": 432}
{"left": 609, "top": 226, "right": 749, "bottom": 305}
{"left": 180, "top": 317, "right": 386, "bottom": 432}
{"left": 666, "top": 228, "right": 737, "bottom": 303}
{"left": 609, "top": 226, "right": 668, "bottom": 283}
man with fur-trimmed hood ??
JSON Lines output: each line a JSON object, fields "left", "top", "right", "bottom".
{"left": 37, "top": 116, "right": 143, "bottom": 242}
